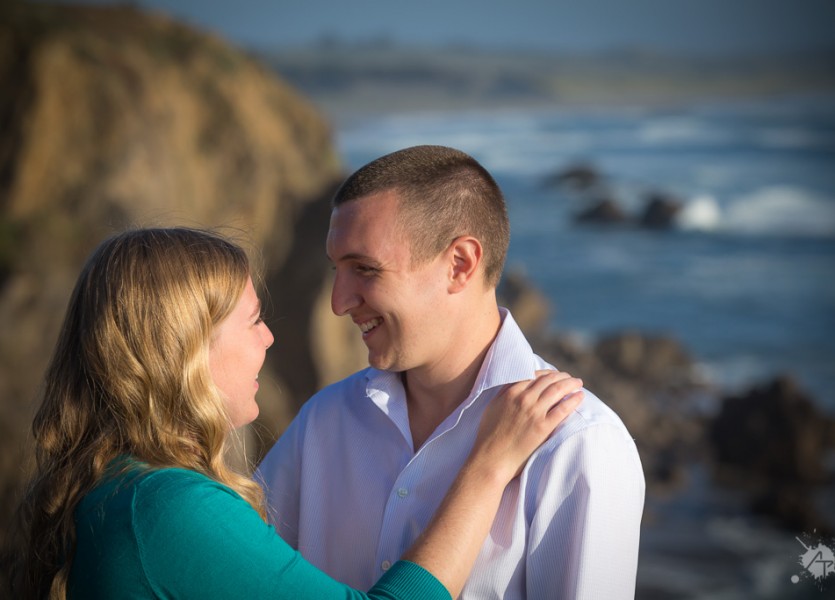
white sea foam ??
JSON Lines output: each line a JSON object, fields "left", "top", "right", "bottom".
{"left": 674, "top": 186, "right": 835, "bottom": 237}
{"left": 723, "top": 185, "right": 835, "bottom": 236}
{"left": 677, "top": 194, "right": 722, "bottom": 231}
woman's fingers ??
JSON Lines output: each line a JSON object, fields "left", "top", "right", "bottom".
{"left": 546, "top": 388, "right": 583, "bottom": 422}
{"left": 491, "top": 371, "right": 583, "bottom": 439}
{"left": 500, "top": 371, "right": 566, "bottom": 403}
{"left": 510, "top": 371, "right": 583, "bottom": 418}
{"left": 471, "top": 370, "right": 585, "bottom": 482}
{"left": 506, "top": 371, "right": 584, "bottom": 477}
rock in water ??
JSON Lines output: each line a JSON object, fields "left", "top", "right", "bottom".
{"left": 639, "top": 192, "right": 683, "bottom": 229}
{"left": 709, "top": 375, "right": 835, "bottom": 531}
{"left": 574, "top": 197, "right": 628, "bottom": 224}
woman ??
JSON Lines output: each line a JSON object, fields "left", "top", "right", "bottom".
{"left": 9, "top": 227, "right": 583, "bottom": 599}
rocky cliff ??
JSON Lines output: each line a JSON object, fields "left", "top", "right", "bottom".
{"left": 0, "top": 2, "right": 367, "bottom": 553}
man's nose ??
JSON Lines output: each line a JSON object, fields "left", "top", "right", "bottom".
{"left": 331, "top": 270, "right": 360, "bottom": 316}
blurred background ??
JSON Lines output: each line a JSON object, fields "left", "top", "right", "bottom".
{"left": 1, "top": 0, "right": 834, "bottom": 597}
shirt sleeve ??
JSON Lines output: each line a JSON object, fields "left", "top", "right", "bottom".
{"left": 132, "top": 470, "right": 450, "bottom": 600}
{"left": 525, "top": 423, "right": 646, "bottom": 600}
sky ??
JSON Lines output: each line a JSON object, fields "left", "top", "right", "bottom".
{"left": 44, "top": 0, "right": 835, "bottom": 57}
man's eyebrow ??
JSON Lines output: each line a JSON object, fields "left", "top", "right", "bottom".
{"left": 329, "top": 252, "right": 382, "bottom": 266}
{"left": 250, "top": 300, "right": 262, "bottom": 319}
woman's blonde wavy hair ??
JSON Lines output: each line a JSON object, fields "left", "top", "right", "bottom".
{"left": 10, "top": 227, "right": 267, "bottom": 599}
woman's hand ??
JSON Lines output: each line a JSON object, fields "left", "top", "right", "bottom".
{"left": 470, "top": 370, "right": 584, "bottom": 484}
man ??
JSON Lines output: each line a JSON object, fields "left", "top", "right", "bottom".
{"left": 257, "top": 145, "right": 645, "bottom": 598}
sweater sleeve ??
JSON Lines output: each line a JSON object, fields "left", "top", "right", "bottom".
{"left": 132, "top": 469, "right": 450, "bottom": 600}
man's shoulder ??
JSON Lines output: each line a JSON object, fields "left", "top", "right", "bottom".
{"left": 547, "top": 387, "right": 637, "bottom": 449}
{"left": 526, "top": 388, "right": 645, "bottom": 489}
{"left": 514, "top": 352, "right": 631, "bottom": 436}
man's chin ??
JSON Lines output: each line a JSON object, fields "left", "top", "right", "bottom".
{"left": 368, "top": 356, "right": 388, "bottom": 370}
{"left": 368, "top": 352, "right": 396, "bottom": 372}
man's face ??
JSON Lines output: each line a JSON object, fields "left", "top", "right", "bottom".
{"left": 326, "top": 191, "right": 449, "bottom": 373}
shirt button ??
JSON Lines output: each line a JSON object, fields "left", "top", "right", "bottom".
{"left": 397, "top": 487, "right": 409, "bottom": 498}
{"left": 381, "top": 560, "right": 392, "bottom": 571}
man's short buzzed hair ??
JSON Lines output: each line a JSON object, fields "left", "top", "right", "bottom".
{"left": 333, "top": 145, "right": 510, "bottom": 288}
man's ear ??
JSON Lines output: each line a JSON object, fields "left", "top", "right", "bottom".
{"left": 447, "top": 236, "right": 483, "bottom": 293}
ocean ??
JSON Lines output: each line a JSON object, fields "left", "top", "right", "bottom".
{"left": 334, "top": 94, "right": 835, "bottom": 415}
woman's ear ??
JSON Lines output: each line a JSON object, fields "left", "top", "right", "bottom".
{"left": 447, "top": 236, "right": 483, "bottom": 293}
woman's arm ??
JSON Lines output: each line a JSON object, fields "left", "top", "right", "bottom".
{"left": 402, "top": 371, "right": 583, "bottom": 597}
{"left": 79, "top": 373, "right": 580, "bottom": 600}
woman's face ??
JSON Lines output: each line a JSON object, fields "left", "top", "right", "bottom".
{"left": 208, "top": 277, "right": 274, "bottom": 429}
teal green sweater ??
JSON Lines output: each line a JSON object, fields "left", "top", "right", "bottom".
{"left": 69, "top": 461, "right": 450, "bottom": 599}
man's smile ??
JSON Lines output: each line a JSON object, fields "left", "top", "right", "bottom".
{"left": 358, "top": 317, "right": 383, "bottom": 334}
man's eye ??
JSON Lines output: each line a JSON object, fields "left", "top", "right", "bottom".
{"left": 355, "top": 265, "right": 378, "bottom": 275}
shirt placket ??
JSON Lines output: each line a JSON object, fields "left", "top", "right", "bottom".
{"left": 374, "top": 448, "right": 427, "bottom": 575}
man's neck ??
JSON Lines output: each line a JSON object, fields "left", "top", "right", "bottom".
{"left": 404, "top": 304, "right": 502, "bottom": 451}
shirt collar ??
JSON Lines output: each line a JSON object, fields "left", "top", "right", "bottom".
{"left": 364, "top": 307, "right": 540, "bottom": 411}
{"left": 470, "top": 307, "right": 540, "bottom": 397}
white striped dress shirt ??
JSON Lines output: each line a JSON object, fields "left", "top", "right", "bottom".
{"left": 257, "top": 309, "right": 645, "bottom": 599}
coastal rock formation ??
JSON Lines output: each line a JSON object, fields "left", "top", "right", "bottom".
{"left": 594, "top": 331, "right": 695, "bottom": 386}
{"left": 497, "top": 268, "right": 551, "bottom": 334}
{"left": 0, "top": 2, "right": 365, "bottom": 554}
{"left": 639, "top": 191, "right": 683, "bottom": 229}
{"left": 541, "top": 162, "right": 605, "bottom": 192}
{"left": 710, "top": 375, "right": 832, "bottom": 484}
{"left": 575, "top": 197, "right": 629, "bottom": 224}
{"left": 709, "top": 375, "right": 835, "bottom": 532}
{"left": 544, "top": 161, "right": 686, "bottom": 230}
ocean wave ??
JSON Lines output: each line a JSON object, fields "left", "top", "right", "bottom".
{"left": 677, "top": 186, "right": 835, "bottom": 237}
{"left": 723, "top": 186, "right": 835, "bottom": 236}
{"left": 677, "top": 195, "right": 723, "bottom": 232}
{"left": 636, "top": 117, "right": 729, "bottom": 147}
